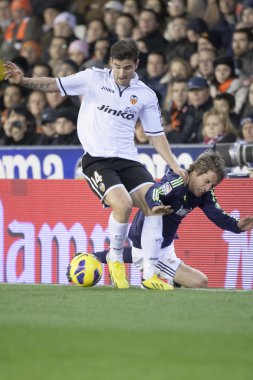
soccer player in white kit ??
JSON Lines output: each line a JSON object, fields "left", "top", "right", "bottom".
{"left": 4, "top": 40, "right": 186, "bottom": 290}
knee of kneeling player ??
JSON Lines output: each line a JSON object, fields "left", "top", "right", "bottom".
{"left": 195, "top": 274, "right": 208, "bottom": 288}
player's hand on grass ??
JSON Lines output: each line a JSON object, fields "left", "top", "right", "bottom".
{"left": 152, "top": 204, "right": 173, "bottom": 215}
{"left": 238, "top": 216, "right": 253, "bottom": 231}
{"left": 4, "top": 61, "right": 24, "bottom": 84}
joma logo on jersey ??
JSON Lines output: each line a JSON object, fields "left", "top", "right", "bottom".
{"left": 101, "top": 86, "right": 115, "bottom": 93}
{"left": 97, "top": 105, "right": 135, "bottom": 120}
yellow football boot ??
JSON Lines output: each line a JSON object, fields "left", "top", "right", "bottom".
{"left": 106, "top": 255, "right": 129, "bottom": 289}
{"left": 141, "top": 275, "right": 174, "bottom": 290}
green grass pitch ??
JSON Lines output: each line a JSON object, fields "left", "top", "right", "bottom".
{"left": 0, "top": 284, "right": 253, "bottom": 380}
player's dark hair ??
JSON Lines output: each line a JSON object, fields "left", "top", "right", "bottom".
{"left": 189, "top": 150, "right": 226, "bottom": 184}
{"left": 110, "top": 40, "right": 139, "bottom": 63}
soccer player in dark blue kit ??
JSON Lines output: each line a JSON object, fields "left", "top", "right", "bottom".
{"left": 129, "top": 150, "right": 253, "bottom": 289}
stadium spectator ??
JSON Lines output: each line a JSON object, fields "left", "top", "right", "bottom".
{"left": 138, "top": 51, "right": 168, "bottom": 105}
{"left": 138, "top": 9, "right": 168, "bottom": 53}
{"left": 195, "top": 48, "right": 216, "bottom": 83}
{"left": 31, "top": 62, "right": 52, "bottom": 78}
{"left": 213, "top": 92, "right": 240, "bottom": 130}
{"left": 47, "top": 36, "right": 69, "bottom": 76}
{"left": 82, "top": 38, "right": 110, "bottom": 69}
{"left": 39, "top": 2, "right": 62, "bottom": 52}
{"left": 187, "top": 76, "right": 213, "bottom": 142}
{"left": 210, "top": 55, "right": 248, "bottom": 114}
{"left": 231, "top": 28, "right": 253, "bottom": 77}
{"left": 186, "top": 17, "right": 209, "bottom": 44}
{"left": 52, "top": 108, "right": 80, "bottom": 146}
{"left": 241, "top": 81, "right": 253, "bottom": 117}
{"left": 239, "top": 113, "right": 253, "bottom": 144}
{"left": 68, "top": 39, "right": 90, "bottom": 68}
{"left": 201, "top": 108, "right": 237, "bottom": 144}
{"left": 197, "top": 30, "right": 222, "bottom": 54}
{"left": 0, "top": 0, "right": 11, "bottom": 40}
{"left": 165, "top": 16, "right": 195, "bottom": 63}
{"left": 27, "top": 90, "right": 48, "bottom": 131}
{"left": 166, "top": 0, "right": 188, "bottom": 21}
{"left": 3, "top": 0, "right": 41, "bottom": 52}
{"left": 128, "top": 150, "right": 253, "bottom": 289}
{"left": 1, "top": 83, "right": 24, "bottom": 125}
{"left": 163, "top": 77, "right": 195, "bottom": 144}
{"left": 20, "top": 40, "right": 42, "bottom": 69}
{"left": 85, "top": 18, "right": 110, "bottom": 57}
{"left": 5, "top": 105, "right": 40, "bottom": 145}
{"left": 53, "top": 11, "right": 77, "bottom": 44}
{"left": 115, "top": 12, "right": 136, "bottom": 40}
{"left": 103, "top": 1, "right": 123, "bottom": 34}
{"left": 240, "top": 1, "right": 253, "bottom": 28}
{"left": 37, "top": 107, "right": 58, "bottom": 145}
{"left": 122, "top": 0, "right": 142, "bottom": 21}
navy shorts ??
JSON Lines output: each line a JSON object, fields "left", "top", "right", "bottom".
{"left": 82, "top": 153, "right": 154, "bottom": 202}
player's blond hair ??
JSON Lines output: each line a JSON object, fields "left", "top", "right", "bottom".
{"left": 189, "top": 150, "right": 226, "bottom": 184}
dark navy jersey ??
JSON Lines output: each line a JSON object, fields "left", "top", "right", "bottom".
{"left": 129, "top": 171, "right": 242, "bottom": 249}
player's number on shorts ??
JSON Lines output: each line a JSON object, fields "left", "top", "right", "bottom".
{"left": 91, "top": 171, "right": 102, "bottom": 188}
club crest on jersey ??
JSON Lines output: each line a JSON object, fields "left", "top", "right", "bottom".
{"left": 130, "top": 95, "right": 138, "bottom": 105}
{"left": 160, "top": 182, "right": 172, "bottom": 195}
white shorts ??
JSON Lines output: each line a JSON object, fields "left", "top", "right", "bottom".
{"left": 131, "top": 242, "right": 182, "bottom": 283}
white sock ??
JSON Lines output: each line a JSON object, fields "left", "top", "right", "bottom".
{"left": 141, "top": 215, "right": 163, "bottom": 280}
{"left": 108, "top": 212, "right": 128, "bottom": 262}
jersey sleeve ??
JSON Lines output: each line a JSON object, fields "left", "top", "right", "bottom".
{"left": 139, "top": 92, "right": 164, "bottom": 136}
{"left": 145, "top": 173, "right": 184, "bottom": 209}
{"left": 199, "top": 190, "right": 242, "bottom": 233}
{"left": 56, "top": 68, "right": 94, "bottom": 96}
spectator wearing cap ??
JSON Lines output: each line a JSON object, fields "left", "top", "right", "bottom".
{"left": 231, "top": 28, "right": 253, "bottom": 77}
{"left": 3, "top": 0, "right": 41, "bottom": 52}
{"left": 210, "top": 56, "right": 248, "bottom": 114}
{"left": 187, "top": 76, "right": 213, "bottom": 142}
{"left": 53, "top": 11, "right": 77, "bottom": 44}
{"left": 138, "top": 9, "right": 169, "bottom": 54}
{"left": 104, "top": 1, "right": 123, "bottom": 34}
{"left": 37, "top": 107, "right": 58, "bottom": 145}
{"left": 239, "top": 113, "right": 253, "bottom": 143}
{"left": 68, "top": 39, "right": 89, "bottom": 68}
{"left": 52, "top": 109, "right": 80, "bottom": 146}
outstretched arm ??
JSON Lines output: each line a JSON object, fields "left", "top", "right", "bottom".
{"left": 238, "top": 217, "right": 253, "bottom": 231}
{"left": 4, "top": 61, "right": 59, "bottom": 92}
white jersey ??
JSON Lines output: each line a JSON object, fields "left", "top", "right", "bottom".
{"left": 56, "top": 67, "right": 164, "bottom": 161}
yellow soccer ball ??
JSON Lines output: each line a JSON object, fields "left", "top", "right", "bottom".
{"left": 67, "top": 253, "right": 103, "bottom": 287}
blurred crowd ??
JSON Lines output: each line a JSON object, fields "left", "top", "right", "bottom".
{"left": 1, "top": 0, "right": 253, "bottom": 149}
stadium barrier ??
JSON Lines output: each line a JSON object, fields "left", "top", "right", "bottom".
{"left": 1, "top": 179, "right": 252, "bottom": 289}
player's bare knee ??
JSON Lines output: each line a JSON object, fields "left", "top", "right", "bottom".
{"left": 195, "top": 273, "right": 208, "bottom": 288}
{"left": 114, "top": 200, "right": 133, "bottom": 220}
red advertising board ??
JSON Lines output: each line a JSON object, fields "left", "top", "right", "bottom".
{"left": 0, "top": 179, "right": 253, "bottom": 289}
